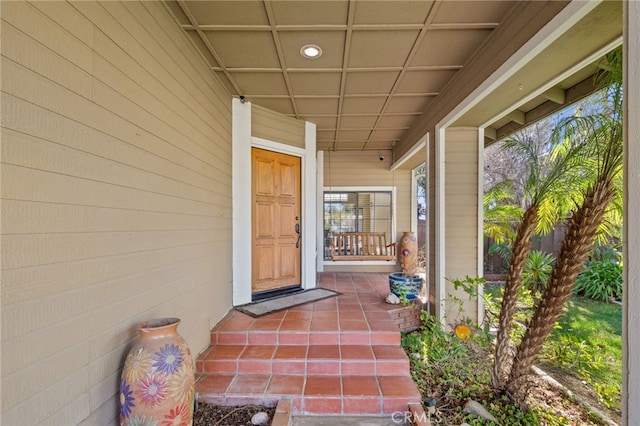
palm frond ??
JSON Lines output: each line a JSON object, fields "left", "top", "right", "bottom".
{"left": 535, "top": 198, "right": 559, "bottom": 235}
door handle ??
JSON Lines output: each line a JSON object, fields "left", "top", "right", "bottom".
{"left": 295, "top": 223, "right": 301, "bottom": 248}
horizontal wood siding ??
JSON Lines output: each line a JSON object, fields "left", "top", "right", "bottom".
{"left": 323, "top": 151, "right": 409, "bottom": 273}
{"left": 1, "top": 2, "right": 232, "bottom": 424}
{"left": 252, "top": 103, "right": 305, "bottom": 148}
{"left": 444, "top": 128, "right": 479, "bottom": 321}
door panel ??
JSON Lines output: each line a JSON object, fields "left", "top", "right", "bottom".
{"left": 252, "top": 148, "right": 301, "bottom": 293}
{"left": 256, "top": 246, "right": 275, "bottom": 281}
{"left": 255, "top": 159, "right": 275, "bottom": 196}
{"left": 280, "top": 244, "right": 298, "bottom": 278}
{"left": 279, "top": 205, "right": 296, "bottom": 237}
{"left": 279, "top": 163, "right": 297, "bottom": 196}
{"left": 255, "top": 203, "right": 274, "bottom": 237}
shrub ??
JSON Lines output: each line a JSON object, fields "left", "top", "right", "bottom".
{"left": 522, "top": 250, "right": 555, "bottom": 296}
{"left": 574, "top": 259, "right": 622, "bottom": 302}
{"left": 488, "top": 241, "right": 512, "bottom": 272}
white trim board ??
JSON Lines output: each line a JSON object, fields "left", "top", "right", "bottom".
{"left": 320, "top": 185, "right": 398, "bottom": 262}
{"left": 232, "top": 99, "right": 317, "bottom": 306}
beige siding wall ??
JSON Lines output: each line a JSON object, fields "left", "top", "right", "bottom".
{"left": 444, "top": 128, "right": 479, "bottom": 322}
{"left": 322, "top": 150, "right": 409, "bottom": 273}
{"left": 252, "top": 104, "right": 305, "bottom": 148}
{"left": 1, "top": 2, "right": 232, "bottom": 424}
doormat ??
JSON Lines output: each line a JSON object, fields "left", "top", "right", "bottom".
{"left": 235, "top": 288, "right": 340, "bottom": 318}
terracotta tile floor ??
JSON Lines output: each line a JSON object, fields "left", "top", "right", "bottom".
{"left": 195, "top": 272, "right": 422, "bottom": 416}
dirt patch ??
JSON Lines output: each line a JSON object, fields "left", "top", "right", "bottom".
{"left": 536, "top": 361, "right": 620, "bottom": 425}
{"left": 524, "top": 372, "right": 607, "bottom": 425}
{"left": 193, "top": 403, "right": 276, "bottom": 426}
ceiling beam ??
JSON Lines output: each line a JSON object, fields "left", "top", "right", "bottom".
{"left": 263, "top": 1, "right": 299, "bottom": 117}
{"left": 181, "top": 22, "right": 500, "bottom": 32}
{"left": 493, "top": 75, "right": 601, "bottom": 142}
{"left": 361, "top": 0, "right": 442, "bottom": 150}
{"left": 214, "top": 65, "right": 462, "bottom": 73}
{"left": 393, "top": 0, "right": 571, "bottom": 165}
{"left": 332, "top": 0, "right": 356, "bottom": 151}
{"left": 506, "top": 110, "right": 525, "bottom": 125}
{"left": 176, "top": 0, "right": 242, "bottom": 95}
{"left": 542, "top": 86, "right": 566, "bottom": 104}
{"left": 484, "top": 127, "right": 497, "bottom": 140}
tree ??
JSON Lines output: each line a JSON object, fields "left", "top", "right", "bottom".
{"left": 483, "top": 182, "right": 523, "bottom": 246}
{"left": 415, "top": 165, "right": 427, "bottom": 220}
{"left": 505, "top": 49, "right": 624, "bottom": 403}
{"left": 490, "top": 130, "right": 582, "bottom": 389}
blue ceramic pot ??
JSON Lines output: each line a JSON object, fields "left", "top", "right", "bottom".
{"left": 389, "top": 272, "right": 423, "bottom": 300}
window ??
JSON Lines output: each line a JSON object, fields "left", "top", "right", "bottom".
{"left": 323, "top": 189, "right": 394, "bottom": 260}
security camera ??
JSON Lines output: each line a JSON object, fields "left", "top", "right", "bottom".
{"left": 379, "top": 155, "right": 385, "bottom": 161}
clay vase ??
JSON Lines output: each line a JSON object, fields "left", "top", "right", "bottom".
{"left": 120, "top": 318, "right": 195, "bottom": 426}
{"left": 398, "top": 231, "right": 418, "bottom": 275}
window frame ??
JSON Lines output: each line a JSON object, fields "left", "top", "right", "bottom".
{"left": 321, "top": 186, "right": 396, "bottom": 265}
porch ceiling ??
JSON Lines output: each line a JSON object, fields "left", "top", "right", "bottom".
{"left": 167, "top": 1, "right": 617, "bottom": 160}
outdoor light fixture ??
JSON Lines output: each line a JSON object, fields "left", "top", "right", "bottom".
{"left": 300, "top": 44, "right": 322, "bottom": 59}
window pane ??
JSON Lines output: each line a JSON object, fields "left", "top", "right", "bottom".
{"left": 324, "top": 190, "right": 393, "bottom": 260}
{"left": 374, "top": 192, "right": 391, "bottom": 206}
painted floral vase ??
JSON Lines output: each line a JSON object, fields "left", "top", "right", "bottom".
{"left": 398, "top": 231, "right": 418, "bottom": 275}
{"left": 120, "top": 317, "right": 195, "bottom": 426}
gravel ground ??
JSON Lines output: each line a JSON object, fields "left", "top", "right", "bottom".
{"left": 193, "top": 403, "right": 276, "bottom": 426}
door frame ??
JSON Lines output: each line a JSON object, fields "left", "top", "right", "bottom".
{"left": 232, "top": 98, "right": 317, "bottom": 306}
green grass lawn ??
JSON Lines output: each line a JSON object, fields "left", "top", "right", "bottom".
{"left": 540, "top": 296, "right": 622, "bottom": 410}
{"left": 484, "top": 284, "right": 622, "bottom": 411}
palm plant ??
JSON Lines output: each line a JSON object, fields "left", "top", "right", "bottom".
{"left": 505, "top": 49, "right": 624, "bottom": 403}
{"left": 491, "top": 131, "right": 582, "bottom": 388}
{"left": 522, "top": 250, "right": 555, "bottom": 297}
{"left": 484, "top": 182, "right": 523, "bottom": 245}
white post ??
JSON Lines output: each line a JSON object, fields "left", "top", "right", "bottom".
{"left": 303, "top": 121, "right": 317, "bottom": 288}
{"left": 316, "top": 151, "right": 325, "bottom": 273}
{"left": 435, "top": 126, "right": 446, "bottom": 325}
{"left": 232, "top": 98, "right": 253, "bottom": 305}
{"left": 623, "top": 1, "right": 640, "bottom": 423}
{"left": 477, "top": 128, "right": 485, "bottom": 325}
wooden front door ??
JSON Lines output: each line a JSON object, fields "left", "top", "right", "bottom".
{"left": 252, "top": 148, "right": 301, "bottom": 293}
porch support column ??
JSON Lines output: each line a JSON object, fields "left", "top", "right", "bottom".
{"left": 623, "top": 1, "right": 640, "bottom": 423}
{"left": 436, "top": 127, "right": 483, "bottom": 326}
{"left": 232, "top": 98, "right": 252, "bottom": 306}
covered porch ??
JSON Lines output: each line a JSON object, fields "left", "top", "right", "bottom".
{"left": 195, "top": 272, "right": 422, "bottom": 416}
{"left": 1, "top": 1, "right": 639, "bottom": 425}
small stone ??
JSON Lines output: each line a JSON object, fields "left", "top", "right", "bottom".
{"left": 411, "top": 352, "right": 421, "bottom": 359}
{"left": 386, "top": 293, "right": 401, "bottom": 304}
{"left": 462, "top": 400, "right": 498, "bottom": 423}
{"left": 460, "top": 423, "right": 471, "bottom": 426}
{"left": 251, "top": 411, "right": 269, "bottom": 425}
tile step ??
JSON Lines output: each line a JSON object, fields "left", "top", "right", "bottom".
{"left": 196, "top": 344, "right": 411, "bottom": 376}
{"left": 195, "top": 373, "right": 421, "bottom": 416}
{"left": 211, "top": 330, "right": 401, "bottom": 346}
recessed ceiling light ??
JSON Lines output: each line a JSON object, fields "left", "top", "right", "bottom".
{"left": 300, "top": 44, "right": 322, "bottom": 59}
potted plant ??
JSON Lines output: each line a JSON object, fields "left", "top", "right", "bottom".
{"left": 389, "top": 231, "right": 424, "bottom": 300}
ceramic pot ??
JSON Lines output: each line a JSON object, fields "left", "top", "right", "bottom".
{"left": 389, "top": 272, "right": 424, "bottom": 300}
{"left": 398, "top": 231, "right": 418, "bottom": 275}
{"left": 120, "top": 318, "right": 195, "bottom": 426}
